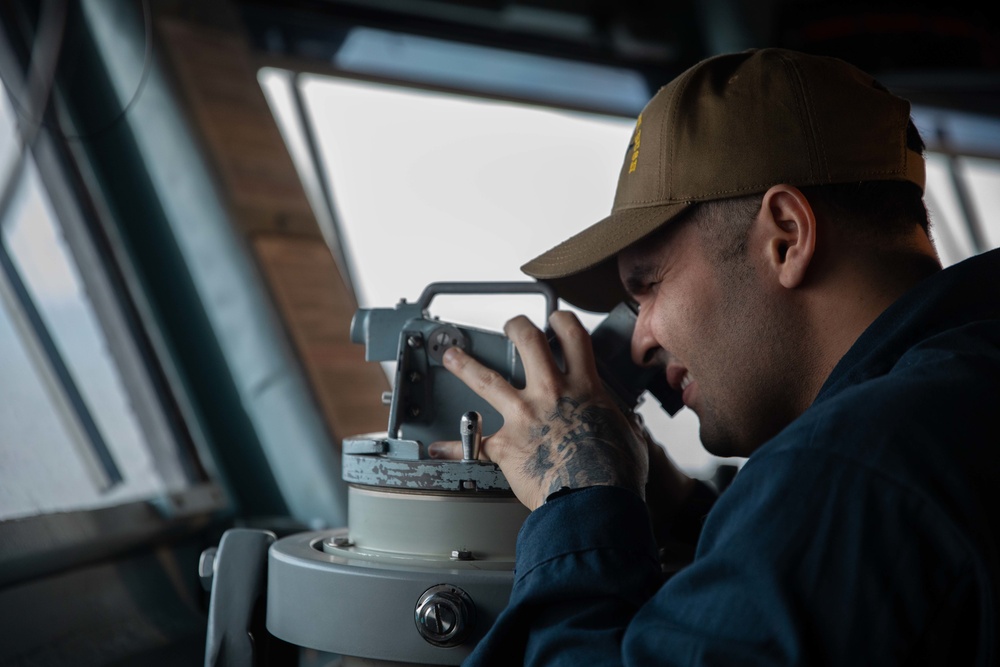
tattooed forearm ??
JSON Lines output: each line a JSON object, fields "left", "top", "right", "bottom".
{"left": 522, "top": 396, "right": 645, "bottom": 498}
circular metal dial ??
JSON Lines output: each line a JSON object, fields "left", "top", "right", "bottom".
{"left": 426, "top": 325, "right": 468, "bottom": 363}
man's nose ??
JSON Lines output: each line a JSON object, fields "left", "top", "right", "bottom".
{"left": 631, "top": 308, "right": 661, "bottom": 367}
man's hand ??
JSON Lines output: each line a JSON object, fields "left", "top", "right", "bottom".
{"left": 428, "top": 311, "right": 649, "bottom": 511}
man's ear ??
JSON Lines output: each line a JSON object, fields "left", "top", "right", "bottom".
{"left": 758, "top": 184, "right": 816, "bottom": 289}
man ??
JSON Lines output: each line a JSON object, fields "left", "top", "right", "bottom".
{"left": 429, "top": 48, "right": 999, "bottom": 665}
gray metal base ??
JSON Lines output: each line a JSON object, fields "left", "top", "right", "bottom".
{"left": 267, "top": 530, "right": 516, "bottom": 665}
{"left": 345, "top": 485, "right": 526, "bottom": 563}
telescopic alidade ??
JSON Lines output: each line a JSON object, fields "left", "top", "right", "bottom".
{"left": 203, "top": 282, "right": 682, "bottom": 667}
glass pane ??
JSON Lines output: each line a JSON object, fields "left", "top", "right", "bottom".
{"left": 0, "top": 267, "right": 102, "bottom": 519}
{"left": 961, "top": 156, "right": 1000, "bottom": 251}
{"left": 262, "top": 68, "right": 1000, "bottom": 481}
{"left": 924, "top": 153, "right": 977, "bottom": 267}
{"left": 923, "top": 153, "right": 1000, "bottom": 266}
{"left": 262, "top": 72, "right": 728, "bottom": 478}
{"left": 0, "top": 93, "right": 176, "bottom": 521}
{"left": 297, "top": 75, "right": 630, "bottom": 329}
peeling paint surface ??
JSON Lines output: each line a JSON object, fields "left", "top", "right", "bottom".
{"left": 343, "top": 453, "right": 511, "bottom": 490}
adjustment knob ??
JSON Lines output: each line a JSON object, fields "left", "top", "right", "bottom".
{"left": 414, "top": 584, "right": 476, "bottom": 647}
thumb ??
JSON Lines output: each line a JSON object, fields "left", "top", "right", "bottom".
{"left": 427, "top": 440, "right": 463, "bottom": 460}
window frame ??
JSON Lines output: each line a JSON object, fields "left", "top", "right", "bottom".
{"left": 0, "top": 12, "right": 229, "bottom": 581}
{"left": 253, "top": 26, "right": 1000, "bottom": 486}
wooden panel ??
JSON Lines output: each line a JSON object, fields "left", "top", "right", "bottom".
{"left": 157, "top": 18, "right": 321, "bottom": 240}
{"left": 253, "top": 235, "right": 389, "bottom": 436}
{"left": 157, "top": 13, "right": 390, "bottom": 443}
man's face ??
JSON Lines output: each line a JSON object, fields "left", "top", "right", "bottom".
{"left": 618, "top": 216, "right": 802, "bottom": 458}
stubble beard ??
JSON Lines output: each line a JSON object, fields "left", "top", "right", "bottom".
{"left": 695, "top": 263, "right": 806, "bottom": 458}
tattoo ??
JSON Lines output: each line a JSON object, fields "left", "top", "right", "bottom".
{"left": 548, "top": 397, "right": 580, "bottom": 424}
{"left": 529, "top": 424, "right": 550, "bottom": 439}
{"left": 530, "top": 442, "right": 554, "bottom": 477}
{"left": 522, "top": 396, "right": 642, "bottom": 497}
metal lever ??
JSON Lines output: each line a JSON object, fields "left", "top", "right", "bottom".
{"left": 460, "top": 411, "right": 482, "bottom": 461}
{"left": 203, "top": 528, "right": 295, "bottom": 667}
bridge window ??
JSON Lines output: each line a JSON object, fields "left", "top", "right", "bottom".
{"left": 260, "top": 57, "right": 1000, "bottom": 481}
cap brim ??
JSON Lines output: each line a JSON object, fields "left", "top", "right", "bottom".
{"left": 521, "top": 201, "right": 692, "bottom": 312}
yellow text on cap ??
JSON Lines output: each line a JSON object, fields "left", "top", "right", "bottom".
{"left": 628, "top": 113, "right": 642, "bottom": 174}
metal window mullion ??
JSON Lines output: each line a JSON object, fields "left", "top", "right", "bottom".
{"left": 290, "top": 72, "right": 360, "bottom": 300}
{"left": 31, "top": 109, "right": 198, "bottom": 489}
{"left": 0, "top": 215, "right": 123, "bottom": 491}
{"left": 0, "top": 0, "right": 124, "bottom": 491}
{"left": 1, "top": 0, "right": 213, "bottom": 490}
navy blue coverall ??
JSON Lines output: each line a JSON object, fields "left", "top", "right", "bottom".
{"left": 467, "top": 248, "right": 1000, "bottom": 666}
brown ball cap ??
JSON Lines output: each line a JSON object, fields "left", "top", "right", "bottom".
{"left": 521, "top": 47, "right": 926, "bottom": 312}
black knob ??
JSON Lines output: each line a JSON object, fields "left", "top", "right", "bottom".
{"left": 414, "top": 584, "right": 476, "bottom": 647}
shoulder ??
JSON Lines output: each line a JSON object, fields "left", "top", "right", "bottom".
{"left": 764, "top": 318, "right": 1000, "bottom": 470}
{"left": 703, "top": 324, "right": 1000, "bottom": 563}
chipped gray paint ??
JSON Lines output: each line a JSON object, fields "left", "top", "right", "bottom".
{"left": 342, "top": 453, "right": 511, "bottom": 491}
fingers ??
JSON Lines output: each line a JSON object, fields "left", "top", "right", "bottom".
{"left": 504, "top": 311, "right": 600, "bottom": 390}
{"left": 428, "top": 437, "right": 494, "bottom": 461}
{"left": 548, "top": 311, "right": 600, "bottom": 385}
{"left": 503, "top": 315, "right": 560, "bottom": 388}
{"left": 443, "top": 346, "right": 519, "bottom": 409}
{"left": 427, "top": 440, "right": 462, "bottom": 460}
